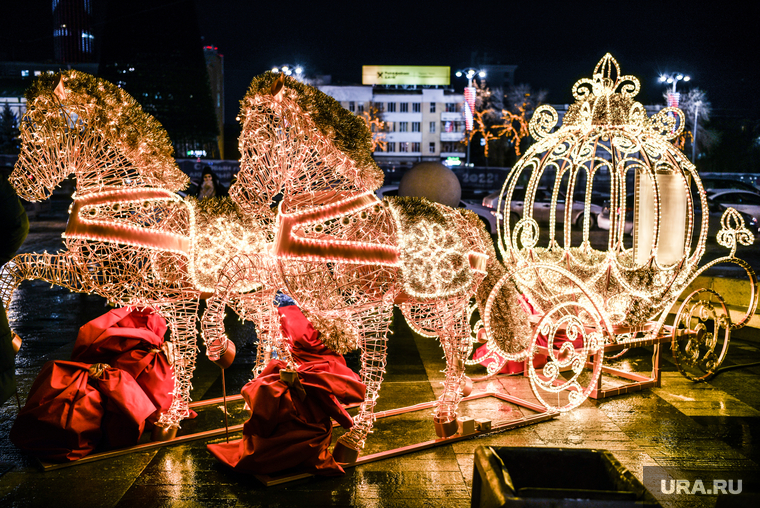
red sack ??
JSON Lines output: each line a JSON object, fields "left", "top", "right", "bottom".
{"left": 10, "top": 361, "right": 156, "bottom": 462}
{"left": 72, "top": 306, "right": 174, "bottom": 423}
{"left": 277, "top": 305, "right": 350, "bottom": 366}
{"left": 72, "top": 307, "right": 168, "bottom": 363}
{"left": 111, "top": 348, "right": 174, "bottom": 424}
{"left": 207, "top": 358, "right": 366, "bottom": 476}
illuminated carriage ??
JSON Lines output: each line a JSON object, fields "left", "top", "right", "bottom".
{"left": 472, "top": 55, "right": 758, "bottom": 410}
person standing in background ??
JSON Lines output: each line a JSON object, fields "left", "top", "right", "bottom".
{"left": 195, "top": 166, "right": 227, "bottom": 199}
{"left": 0, "top": 166, "right": 29, "bottom": 405}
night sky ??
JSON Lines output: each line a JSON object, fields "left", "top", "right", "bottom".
{"left": 4, "top": 0, "right": 759, "bottom": 122}
{"left": 192, "top": 0, "right": 760, "bottom": 122}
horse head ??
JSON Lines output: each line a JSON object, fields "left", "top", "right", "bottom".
{"left": 10, "top": 70, "right": 189, "bottom": 201}
{"left": 232, "top": 72, "right": 384, "bottom": 216}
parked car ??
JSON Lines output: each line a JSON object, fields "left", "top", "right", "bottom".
{"left": 597, "top": 192, "right": 760, "bottom": 240}
{"left": 706, "top": 189, "right": 760, "bottom": 225}
{"left": 700, "top": 177, "right": 760, "bottom": 195}
{"left": 376, "top": 185, "right": 498, "bottom": 235}
{"left": 481, "top": 187, "right": 602, "bottom": 229}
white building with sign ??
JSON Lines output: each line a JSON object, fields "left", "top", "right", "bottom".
{"left": 318, "top": 85, "right": 467, "bottom": 168}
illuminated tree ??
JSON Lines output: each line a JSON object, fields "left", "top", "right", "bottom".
{"left": 359, "top": 106, "right": 387, "bottom": 152}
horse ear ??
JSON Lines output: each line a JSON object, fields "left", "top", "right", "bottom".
{"left": 271, "top": 74, "right": 285, "bottom": 100}
{"left": 53, "top": 75, "right": 67, "bottom": 101}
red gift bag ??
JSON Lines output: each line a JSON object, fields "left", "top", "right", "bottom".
{"left": 72, "top": 307, "right": 168, "bottom": 363}
{"left": 111, "top": 348, "right": 174, "bottom": 424}
{"left": 72, "top": 306, "right": 174, "bottom": 423}
{"left": 10, "top": 361, "right": 156, "bottom": 462}
{"left": 207, "top": 358, "right": 366, "bottom": 476}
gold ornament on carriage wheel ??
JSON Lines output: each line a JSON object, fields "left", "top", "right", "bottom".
{"left": 481, "top": 54, "right": 757, "bottom": 394}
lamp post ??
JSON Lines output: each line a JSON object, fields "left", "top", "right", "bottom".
{"left": 271, "top": 64, "right": 305, "bottom": 81}
{"left": 455, "top": 68, "right": 486, "bottom": 166}
{"left": 658, "top": 72, "right": 690, "bottom": 107}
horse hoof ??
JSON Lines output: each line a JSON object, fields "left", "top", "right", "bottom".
{"left": 151, "top": 424, "right": 178, "bottom": 441}
{"left": 460, "top": 376, "right": 473, "bottom": 397}
{"left": 212, "top": 341, "right": 237, "bottom": 369}
{"left": 434, "top": 417, "right": 459, "bottom": 438}
{"left": 332, "top": 441, "right": 360, "bottom": 464}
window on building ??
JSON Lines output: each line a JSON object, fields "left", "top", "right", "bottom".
{"left": 357, "top": 103, "right": 364, "bottom": 113}
{"left": 387, "top": 102, "right": 396, "bottom": 112}
{"left": 441, "top": 142, "right": 463, "bottom": 153}
{"left": 430, "top": 103, "right": 436, "bottom": 113}
{"left": 399, "top": 122, "right": 409, "bottom": 132}
{"left": 400, "top": 103, "right": 409, "bottom": 112}
{"left": 412, "top": 142, "right": 420, "bottom": 152}
{"left": 399, "top": 142, "right": 409, "bottom": 152}
{"left": 21, "top": 70, "right": 29, "bottom": 77}
{"left": 429, "top": 142, "right": 436, "bottom": 153}
{"left": 454, "top": 121, "right": 466, "bottom": 132}
{"left": 429, "top": 121, "right": 436, "bottom": 133}
{"left": 385, "top": 122, "right": 395, "bottom": 132}
{"left": 442, "top": 121, "right": 453, "bottom": 133}
{"left": 411, "top": 122, "right": 421, "bottom": 132}
{"left": 374, "top": 102, "right": 384, "bottom": 112}
{"left": 445, "top": 103, "right": 458, "bottom": 112}
{"left": 387, "top": 142, "right": 396, "bottom": 152}
{"left": 412, "top": 103, "right": 421, "bottom": 113}
{"left": 348, "top": 101, "right": 355, "bottom": 112}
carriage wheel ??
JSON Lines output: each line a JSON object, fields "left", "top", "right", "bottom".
{"left": 672, "top": 288, "right": 731, "bottom": 381}
{"left": 526, "top": 299, "right": 606, "bottom": 412}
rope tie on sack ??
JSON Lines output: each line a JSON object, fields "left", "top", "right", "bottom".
{"left": 88, "top": 363, "right": 110, "bottom": 379}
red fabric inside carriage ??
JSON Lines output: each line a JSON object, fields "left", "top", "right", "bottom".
{"left": 474, "top": 295, "right": 585, "bottom": 375}
{"left": 72, "top": 307, "right": 175, "bottom": 423}
{"left": 207, "top": 304, "right": 366, "bottom": 476}
{"left": 9, "top": 360, "right": 156, "bottom": 462}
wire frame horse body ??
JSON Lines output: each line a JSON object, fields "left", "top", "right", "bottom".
{"left": 0, "top": 71, "right": 269, "bottom": 428}
{"left": 201, "top": 74, "right": 500, "bottom": 459}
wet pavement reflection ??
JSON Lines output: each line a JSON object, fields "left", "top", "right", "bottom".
{"left": 1, "top": 199, "right": 759, "bottom": 507}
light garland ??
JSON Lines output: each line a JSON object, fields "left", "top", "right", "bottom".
{"left": 476, "top": 54, "right": 758, "bottom": 400}
{"left": 0, "top": 70, "right": 271, "bottom": 429}
{"left": 199, "top": 73, "right": 496, "bottom": 458}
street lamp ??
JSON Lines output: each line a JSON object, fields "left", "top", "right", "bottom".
{"left": 271, "top": 64, "right": 304, "bottom": 81}
{"left": 455, "top": 68, "right": 486, "bottom": 166}
{"left": 658, "top": 72, "right": 690, "bottom": 107}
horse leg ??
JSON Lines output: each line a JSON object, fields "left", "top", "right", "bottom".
{"left": 1, "top": 252, "right": 91, "bottom": 309}
{"left": 433, "top": 298, "right": 471, "bottom": 438}
{"left": 333, "top": 300, "right": 394, "bottom": 464}
{"left": 151, "top": 291, "right": 200, "bottom": 433}
{"left": 201, "top": 255, "right": 289, "bottom": 378}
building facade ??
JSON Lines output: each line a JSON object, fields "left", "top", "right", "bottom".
{"left": 318, "top": 85, "right": 467, "bottom": 167}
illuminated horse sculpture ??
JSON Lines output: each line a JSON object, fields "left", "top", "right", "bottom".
{"left": 0, "top": 70, "right": 270, "bottom": 431}
{"left": 200, "top": 73, "right": 506, "bottom": 462}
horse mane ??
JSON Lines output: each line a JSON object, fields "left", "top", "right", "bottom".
{"left": 25, "top": 70, "right": 189, "bottom": 192}
{"left": 239, "top": 72, "right": 384, "bottom": 192}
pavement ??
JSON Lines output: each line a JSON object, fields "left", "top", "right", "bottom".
{"left": 1, "top": 200, "right": 759, "bottom": 508}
